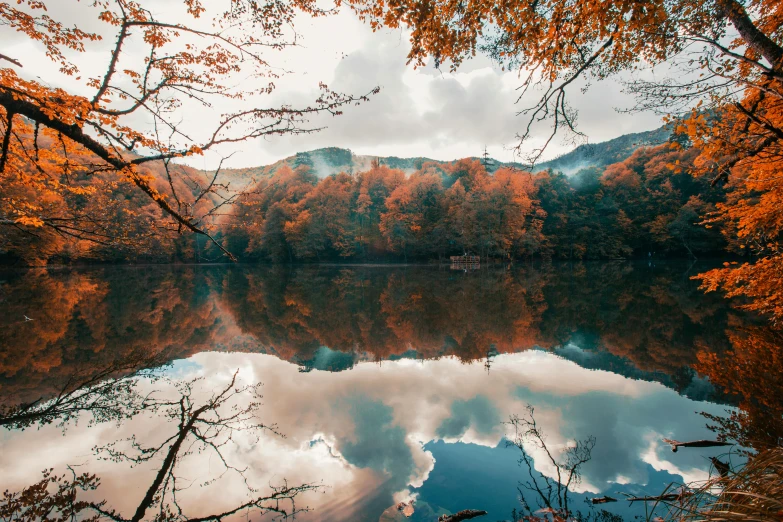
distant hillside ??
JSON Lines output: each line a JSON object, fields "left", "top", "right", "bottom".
{"left": 216, "top": 147, "right": 443, "bottom": 183}
{"left": 534, "top": 125, "right": 672, "bottom": 175}
{"left": 212, "top": 125, "right": 672, "bottom": 182}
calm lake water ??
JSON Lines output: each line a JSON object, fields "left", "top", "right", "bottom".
{"left": 0, "top": 262, "right": 762, "bottom": 521}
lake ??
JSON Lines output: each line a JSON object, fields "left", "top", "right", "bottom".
{"left": 0, "top": 262, "right": 772, "bottom": 521}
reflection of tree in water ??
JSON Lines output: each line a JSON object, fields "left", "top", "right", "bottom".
{"left": 221, "top": 265, "right": 551, "bottom": 363}
{"left": 3, "top": 265, "right": 780, "bottom": 427}
{"left": 1, "top": 371, "right": 318, "bottom": 522}
{"left": 503, "top": 403, "right": 781, "bottom": 522}
{"left": 223, "top": 266, "right": 528, "bottom": 362}
{"left": 0, "top": 350, "right": 168, "bottom": 431}
{"left": 534, "top": 263, "right": 741, "bottom": 376}
{"left": 507, "top": 405, "right": 596, "bottom": 520}
{"left": 696, "top": 326, "right": 783, "bottom": 453}
{"left": 0, "top": 267, "right": 235, "bottom": 407}
{"left": 223, "top": 263, "right": 742, "bottom": 387}
{"left": 0, "top": 262, "right": 763, "bottom": 409}
{"left": 1, "top": 264, "right": 782, "bottom": 521}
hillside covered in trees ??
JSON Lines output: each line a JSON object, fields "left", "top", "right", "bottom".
{"left": 224, "top": 144, "right": 728, "bottom": 263}
{"left": 0, "top": 133, "right": 731, "bottom": 265}
{"left": 216, "top": 125, "right": 672, "bottom": 180}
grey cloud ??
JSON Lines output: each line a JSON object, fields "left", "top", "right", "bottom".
{"left": 282, "top": 37, "right": 514, "bottom": 143}
{"left": 255, "top": 27, "right": 664, "bottom": 167}
{"left": 257, "top": 33, "right": 525, "bottom": 163}
{"left": 338, "top": 395, "right": 417, "bottom": 492}
{"left": 0, "top": 350, "right": 736, "bottom": 520}
{"left": 262, "top": 37, "right": 427, "bottom": 153}
{"left": 6, "top": 0, "right": 665, "bottom": 169}
{"left": 436, "top": 395, "right": 502, "bottom": 439}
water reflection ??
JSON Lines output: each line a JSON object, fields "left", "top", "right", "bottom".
{"left": 0, "top": 351, "right": 737, "bottom": 521}
{"left": 0, "top": 262, "right": 750, "bottom": 404}
{"left": 0, "top": 263, "right": 778, "bottom": 521}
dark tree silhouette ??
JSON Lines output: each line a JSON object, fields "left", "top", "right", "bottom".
{"left": 0, "top": 351, "right": 169, "bottom": 431}
{"left": 506, "top": 405, "right": 596, "bottom": 519}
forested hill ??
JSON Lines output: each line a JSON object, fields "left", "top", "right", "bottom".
{"left": 216, "top": 147, "right": 436, "bottom": 183}
{"left": 534, "top": 125, "right": 672, "bottom": 174}
{"left": 3, "top": 125, "right": 720, "bottom": 266}
{"left": 218, "top": 125, "right": 671, "bottom": 181}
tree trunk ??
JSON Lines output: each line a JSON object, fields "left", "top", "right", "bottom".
{"left": 130, "top": 404, "right": 209, "bottom": 522}
{"left": 719, "top": 0, "right": 783, "bottom": 69}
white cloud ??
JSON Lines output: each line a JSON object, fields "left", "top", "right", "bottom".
{"left": 3, "top": 0, "right": 665, "bottom": 169}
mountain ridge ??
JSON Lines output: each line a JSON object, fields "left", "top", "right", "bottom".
{"left": 212, "top": 124, "right": 672, "bottom": 182}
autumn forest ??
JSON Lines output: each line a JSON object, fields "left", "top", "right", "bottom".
{"left": 0, "top": 135, "right": 724, "bottom": 266}
{"left": 229, "top": 143, "right": 728, "bottom": 263}
{"left": 2, "top": 0, "right": 783, "bottom": 521}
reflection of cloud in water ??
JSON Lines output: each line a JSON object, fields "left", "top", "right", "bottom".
{"left": 437, "top": 395, "right": 501, "bottom": 440}
{"left": 340, "top": 396, "right": 418, "bottom": 492}
{"left": 513, "top": 386, "right": 732, "bottom": 492}
{"left": 0, "top": 350, "right": 730, "bottom": 520}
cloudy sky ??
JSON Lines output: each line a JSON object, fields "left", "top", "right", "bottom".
{"left": 4, "top": 1, "right": 664, "bottom": 169}
{"left": 258, "top": 11, "right": 664, "bottom": 165}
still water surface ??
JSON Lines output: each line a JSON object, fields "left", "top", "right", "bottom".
{"left": 0, "top": 262, "right": 756, "bottom": 521}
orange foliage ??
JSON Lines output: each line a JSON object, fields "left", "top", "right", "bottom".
{"left": 344, "top": 0, "right": 783, "bottom": 324}
{"left": 380, "top": 172, "right": 445, "bottom": 259}
{"left": 690, "top": 85, "right": 783, "bottom": 323}
{"left": 696, "top": 325, "right": 783, "bottom": 451}
{"left": 0, "top": 267, "right": 236, "bottom": 405}
{"left": 222, "top": 147, "right": 728, "bottom": 264}
{"left": 1, "top": 0, "right": 372, "bottom": 263}
{"left": 4, "top": 263, "right": 745, "bottom": 406}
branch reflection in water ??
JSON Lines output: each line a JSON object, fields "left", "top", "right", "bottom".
{"left": 0, "top": 262, "right": 780, "bottom": 521}
{"left": 2, "top": 369, "right": 319, "bottom": 521}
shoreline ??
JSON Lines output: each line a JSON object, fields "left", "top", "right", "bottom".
{"left": 0, "top": 257, "right": 737, "bottom": 271}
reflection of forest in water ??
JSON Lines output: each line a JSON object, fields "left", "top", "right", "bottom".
{"left": 1, "top": 262, "right": 782, "bottom": 521}
{"left": 0, "top": 261, "right": 772, "bottom": 407}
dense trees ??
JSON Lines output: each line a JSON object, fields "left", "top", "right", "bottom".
{"left": 1, "top": 143, "right": 730, "bottom": 264}
{"left": 535, "top": 145, "right": 724, "bottom": 260}
{"left": 219, "top": 148, "right": 726, "bottom": 263}
{"left": 380, "top": 172, "right": 445, "bottom": 259}
{"left": 344, "top": 0, "right": 783, "bottom": 323}
{"left": 1, "top": 0, "right": 374, "bottom": 263}
{"left": 356, "top": 162, "right": 406, "bottom": 255}
{"left": 441, "top": 164, "right": 543, "bottom": 259}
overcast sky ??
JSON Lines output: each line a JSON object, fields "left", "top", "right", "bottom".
{"left": 229, "top": 9, "right": 665, "bottom": 168}
{"left": 5, "top": 1, "right": 665, "bottom": 169}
